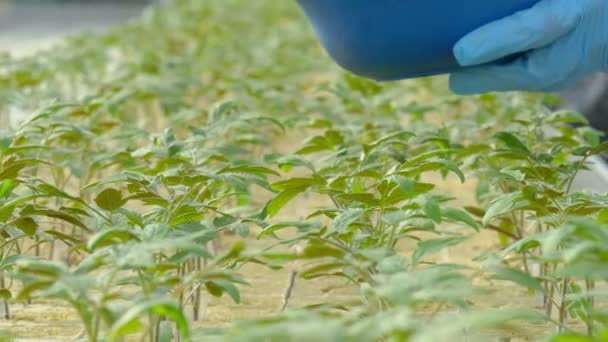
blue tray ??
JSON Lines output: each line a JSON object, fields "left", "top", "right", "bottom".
{"left": 297, "top": 0, "right": 539, "bottom": 81}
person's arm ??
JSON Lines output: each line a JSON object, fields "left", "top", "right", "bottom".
{"left": 449, "top": 0, "right": 608, "bottom": 95}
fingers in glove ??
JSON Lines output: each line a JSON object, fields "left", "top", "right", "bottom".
{"left": 453, "top": 0, "right": 582, "bottom": 66}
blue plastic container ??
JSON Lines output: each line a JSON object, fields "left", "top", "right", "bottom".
{"left": 297, "top": 0, "right": 539, "bottom": 81}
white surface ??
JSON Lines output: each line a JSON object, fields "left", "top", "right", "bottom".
{"left": 544, "top": 127, "right": 608, "bottom": 193}
{"left": 0, "top": 1, "right": 147, "bottom": 55}
{"left": 571, "top": 155, "right": 608, "bottom": 193}
{"left": 2, "top": 38, "right": 61, "bottom": 57}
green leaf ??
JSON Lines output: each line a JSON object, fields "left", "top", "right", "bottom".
{"left": 0, "top": 255, "right": 19, "bottom": 271}
{"left": 300, "top": 262, "right": 347, "bottom": 279}
{"left": 438, "top": 159, "right": 465, "bottom": 183}
{"left": 87, "top": 228, "right": 141, "bottom": 251}
{"left": 16, "top": 259, "right": 64, "bottom": 278}
{"left": 336, "top": 193, "right": 378, "bottom": 205}
{"left": 396, "top": 177, "right": 416, "bottom": 194}
{"left": 205, "top": 281, "right": 224, "bottom": 298}
{"left": 590, "top": 141, "right": 608, "bottom": 155}
{"left": 214, "top": 241, "right": 246, "bottom": 265}
{"left": 0, "top": 289, "right": 11, "bottom": 300}
{"left": 490, "top": 267, "right": 544, "bottom": 292}
{"left": 441, "top": 207, "right": 480, "bottom": 231}
{"left": 117, "top": 208, "right": 145, "bottom": 228}
{"left": 257, "top": 221, "right": 322, "bottom": 239}
{"left": 209, "top": 280, "right": 241, "bottom": 304}
{"left": 169, "top": 204, "right": 203, "bottom": 226}
{"left": 0, "top": 159, "right": 42, "bottom": 180}
{"left": 329, "top": 208, "right": 364, "bottom": 235}
{"left": 16, "top": 281, "right": 54, "bottom": 300}
{"left": 234, "top": 223, "right": 250, "bottom": 238}
{"left": 598, "top": 208, "right": 608, "bottom": 224}
{"left": 463, "top": 206, "right": 485, "bottom": 218}
{"left": 266, "top": 186, "right": 308, "bottom": 218}
{"left": 548, "top": 335, "right": 597, "bottom": 342}
{"left": 12, "top": 217, "right": 38, "bottom": 236}
{"left": 271, "top": 177, "right": 322, "bottom": 192}
{"left": 95, "top": 188, "right": 126, "bottom": 212}
{"left": 0, "top": 180, "right": 15, "bottom": 199}
{"left": 213, "top": 215, "right": 238, "bottom": 229}
{"left": 219, "top": 165, "right": 279, "bottom": 177}
{"left": 400, "top": 181, "right": 434, "bottom": 196}
{"left": 0, "top": 134, "right": 11, "bottom": 155}
{"left": 272, "top": 154, "right": 315, "bottom": 172}
{"left": 377, "top": 255, "right": 407, "bottom": 274}
{"left": 580, "top": 127, "right": 602, "bottom": 147}
{"left": 302, "top": 243, "right": 344, "bottom": 259}
{"left": 548, "top": 110, "right": 589, "bottom": 125}
{"left": 365, "top": 130, "right": 415, "bottom": 153}
{"left": 494, "top": 132, "right": 530, "bottom": 154}
{"left": 482, "top": 192, "right": 528, "bottom": 226}
{"left": 412, "top": 236, "right": 467, "bottom": 265}
{"left": 45, "top": 229, "right": 82, "bottom": 245}
{"left": 400, "top": 149, "right": 459, "bottom": 168}
{"left": 424, "top": 197, "right": 442, "bottom": 224}
{"left": 109, "top": 298, "right": 189, "bottom": 342}
{"left": 36, "top": 183, "right": 77, "bottom": 201}
{"left": 30, "top": 209, "right": 91, "bottom": 232}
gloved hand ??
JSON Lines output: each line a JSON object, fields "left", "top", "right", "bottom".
{"left": 449, "top": 0, "right": 608, "bottom": 95}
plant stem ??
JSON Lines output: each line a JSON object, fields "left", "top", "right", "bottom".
{"left": 558, "top": 278, "right": 569, "bottom": 333}
{"left": 585, "top": 278, "right": 595, "bottom": 336}
{"left": 92, "top": 314, "right": 100, "bottom": 342}
{"left": 193, "top": 258, "right": 201, "bottom": 321}
{"left": 34, "top": 235, "right": 40, "bottom": 258}
{"left": 155, "top": 317, "right": 161, "bottom": 342}
{"left": 487, "top": 224, "right": 519, "bottom": 240}
{"left": 0, "top": 272, "right": 8, "bottom": 320}
{"left": 279, "top": 270, "right": 298, "bottom": 312}
{"left": 546, "top": 279, "right": 555, "bottom": 319}
{"left": 48, "top": 240, "right": 55, "bottom": 260}
{"left": 566, "top": 155, "right": 589, "bottom": 194}
{"left": 177, "top": 264, "right": 185, "bottom": 342}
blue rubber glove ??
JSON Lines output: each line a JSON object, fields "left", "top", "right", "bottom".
{"left": 450, "top": 0, "right": 608, "bottom": 95}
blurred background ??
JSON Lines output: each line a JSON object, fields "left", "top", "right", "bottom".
{"left": 1, "top": 0, "right": 608, "bottom": 139}
{"left": 1, "top": 0, "right": 607, "bottom": 192}
{"left": 0, "top": 0, "right": 157, "bottom": 55}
